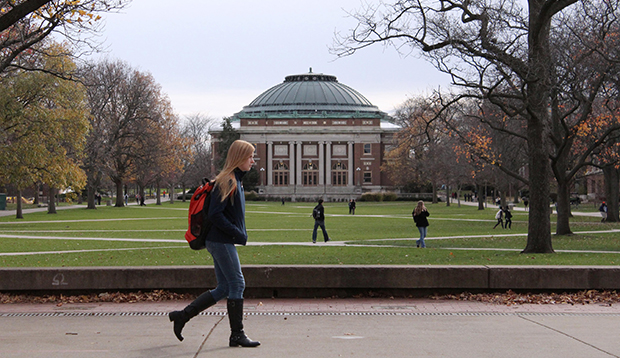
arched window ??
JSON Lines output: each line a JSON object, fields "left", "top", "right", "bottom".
{"left": 332, "top": 162, "right": 347, "bottom": 186}
{"left": 302, "top": 162, "right": 318, "bottom": 186}
{"left": 273, "top": 162, "right": 288, "bottom": 186}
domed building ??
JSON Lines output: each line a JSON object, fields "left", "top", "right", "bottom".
{"left": 211, "top": 69, "right": 399, "bottom": 201}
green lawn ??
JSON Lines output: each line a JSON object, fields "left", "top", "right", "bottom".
{"left": 0, "top": 201, "right": 618, "bottom": 267}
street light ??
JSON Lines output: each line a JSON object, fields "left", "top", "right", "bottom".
{"left": 356, "top": 167, "right": 361, "bottom": 187}
{"left": 260, "top": 167, "right": 265, "bottom": 186}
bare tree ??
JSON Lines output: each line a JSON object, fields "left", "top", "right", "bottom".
{"left": 81, "top": 59, "right": 169, "bottom": 207}
{"left": 179, "top": 114, "right": 214, "bottom": 200}
{"left": 333, "top": 0, "right": 620, "bottom": 253}
{"left": 387, "top": 95, "right": 472, "bottom": 204}
{"left": 134, "top": 97, "right": 186, "bottom": 206}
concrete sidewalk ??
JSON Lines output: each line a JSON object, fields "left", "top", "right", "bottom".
{"left": 2, "top": 298, "right": 620, "bottom": 358}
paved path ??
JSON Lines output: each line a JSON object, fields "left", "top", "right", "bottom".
{"left": 0, "top": 198, "right": 160, "bottom": 218}
{"left": 1, "top": 298, "right": 620, "bottom": 358}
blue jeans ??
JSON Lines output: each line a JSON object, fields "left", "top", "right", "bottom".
{"left": 205, "top": 241, "right": 245, "bottom": 301}
{"left": 312, "top": 220, "right": 329, "bottom": 242}
{"left": 417, "top": 226, "right": 427, "bottom": 248}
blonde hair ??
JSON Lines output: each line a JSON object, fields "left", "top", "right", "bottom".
{"left": 214, "top": 140, "right": 255, "bottom": 202}
{"left": 413, "top": 200, "right": 427, "bottom": 216}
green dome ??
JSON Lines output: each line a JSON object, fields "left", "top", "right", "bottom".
{"left": 236, "top": 70, "right": 386, "bottom": 118}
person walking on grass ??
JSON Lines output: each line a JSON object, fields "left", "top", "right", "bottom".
{"left": 169, "top": 140, "right": 260, "bottom": 348}
{"left": 312, "top": 199, "right": 330, "bottom": 243}
{"left": 412, "top": 200, "right": 430, "bottom": 248}
{"left": 493, "top": 207, "right": 504, "bottom": 229}
{"left": 503, "top": 206, "right": 512, "bottom": 229}
{"left": 599, "top": 201, "right": 608, "bottom": 222}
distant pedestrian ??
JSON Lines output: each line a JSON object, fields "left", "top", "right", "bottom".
{"left": 124, "top": 193, "right": 128, "bottom": 206}
{"left": 599, "top": 202, "right": 608, "bottom": 222}
{"left": 312, "top": 199, "right": 330, "bottom": 243}
{"left": 348, "top": 199, "right": 356, "bottom": 215}
{"left": 503, "top": 207, "right": 512, "bottom": 229}
{"left": 412, "top": 200, "right": 430, "bottom": 248}
{"left": 493, "top": 207, "right": 504, "bottom": 229}
{"left": 140, "top": 194, "right": 146, "bottom": 206}
{"left": 523, "top": 198, "right": 529, "bottom": 211}
{"left": 281, "top": 198, "right": 285, "bottom": 206}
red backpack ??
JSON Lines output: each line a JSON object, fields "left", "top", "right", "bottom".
{"left": 185, "top": 179, "right": 215, "bottom": 250}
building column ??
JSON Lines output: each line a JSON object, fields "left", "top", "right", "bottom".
{"left": 348, "top": 141, "right": 354, "bottom": 187}
{"left": 267, "top": 141, "right": 273, "bottom": 186}
{"left": 326, "top": 141, "right": 332, "bottom": 185}
{"left": 296, "top": 141, "right": 303, "bottom": 186}
{"left": 289, "top": 141, "right": 295, "bottom": 186}
{"left": 318, "top": 141, "right": 325, "bottom": 185}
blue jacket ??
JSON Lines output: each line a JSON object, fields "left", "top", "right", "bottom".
{"left": 206, "top": 169, "right": 247, "bottom": 245}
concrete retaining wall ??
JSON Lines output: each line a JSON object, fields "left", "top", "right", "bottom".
{"left": 2, "top": 265, "right": 620, "bottom": 297}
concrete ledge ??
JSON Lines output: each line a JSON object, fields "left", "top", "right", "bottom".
{"left": 243, "top": 265, "right": 488, "bottom": 289}
{"left": 0, "top": 267, "right": 217, "bottom": 292}
{"left": 488, "top": 265, "right": 620, "bottom": 290}
{"left": 1, "top": 266, "right": 619, "bottom": 297}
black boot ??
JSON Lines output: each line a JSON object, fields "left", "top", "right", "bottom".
{"left": 169, "top": 291, "right": 216, "bottom": 341}
{"left": 227, "top": 299, "right": 260, "bottom": 347}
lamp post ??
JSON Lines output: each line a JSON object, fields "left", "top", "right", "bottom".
{"left": 356, "top": 167, "right": 361, "bottom": 188}
{"left": 260, "top": 167, "right": 265, "bottom": 187}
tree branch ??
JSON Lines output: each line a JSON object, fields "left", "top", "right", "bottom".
{"left": 0, "top": 0, "right": 53, "bottom": 33}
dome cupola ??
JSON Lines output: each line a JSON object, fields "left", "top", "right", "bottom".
{"left": 235, "top": 69, "right": 386, "bottom": 118}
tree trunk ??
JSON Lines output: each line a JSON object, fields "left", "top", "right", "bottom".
{"left": 16, "top": 189, "right": 23, "bottom": 219}
{"left": 431, "top": 179, "right": 438, "bottom": 204}
{"left": 115, "top": 179, "right": 124, "bottom": 207}
{"left": 521, "top": 0, "right": 554, "bottom": 254}
{"left": 48, "top": 187, "right": 57, "bottom": 214}
{"left": 477, "top": 184, "right": 485, "bottom": 210}
{"left": 514, "top": 186, "right": 520, "bottom": 204}
{"left": 555, "top": 178, "right": 573, "bottom": 234}
{"left": 522, "top": 128, "right": 553, "bottom": 253}
{"left": 156, "top": 180, "right": 161, "bottom": 205}
{"left": 181, "top": 183, "right": 186, "bottom": 202}
{"left": 499, "top": 191, "right": 507, "bottom": 209}
{"left": 603, "top": 166, "right": 620, "bottom": 222}
{"left": 34, "top": 183, "right": 40, "bottom": 205}
{"left": 522, "top": 112, "right": 554, "bottom": 251}
{"left": 87, "top": 184, "right": 97, "bottom": 209}
{"left": 445, "top": 184, "right": 450, "bottom": 207}
{"left": 169, "top": 184, "right": 175, "bottom": 204}
{"left": 139, "top": 184, "right": 145, "bottom": 206}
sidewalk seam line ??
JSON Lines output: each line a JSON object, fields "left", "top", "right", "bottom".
{"left": 194, "top": 315, "right": 225, "bottom": 358}
{"left": 519, "top": 315, "right": 620, "bottom": 358}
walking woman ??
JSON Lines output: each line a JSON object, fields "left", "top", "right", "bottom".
{"left": 412, "top": 200, "right": 430, "bottom": 248}
{"left": 169, "top": 140, "right": 260, "bottom": 347}
{"left": 493, "top": 207, "right": 504, "bottom": 229}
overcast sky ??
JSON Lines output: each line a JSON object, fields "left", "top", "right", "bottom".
{"left": 95, "top": 0, "right": 451, "bottom": 120}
